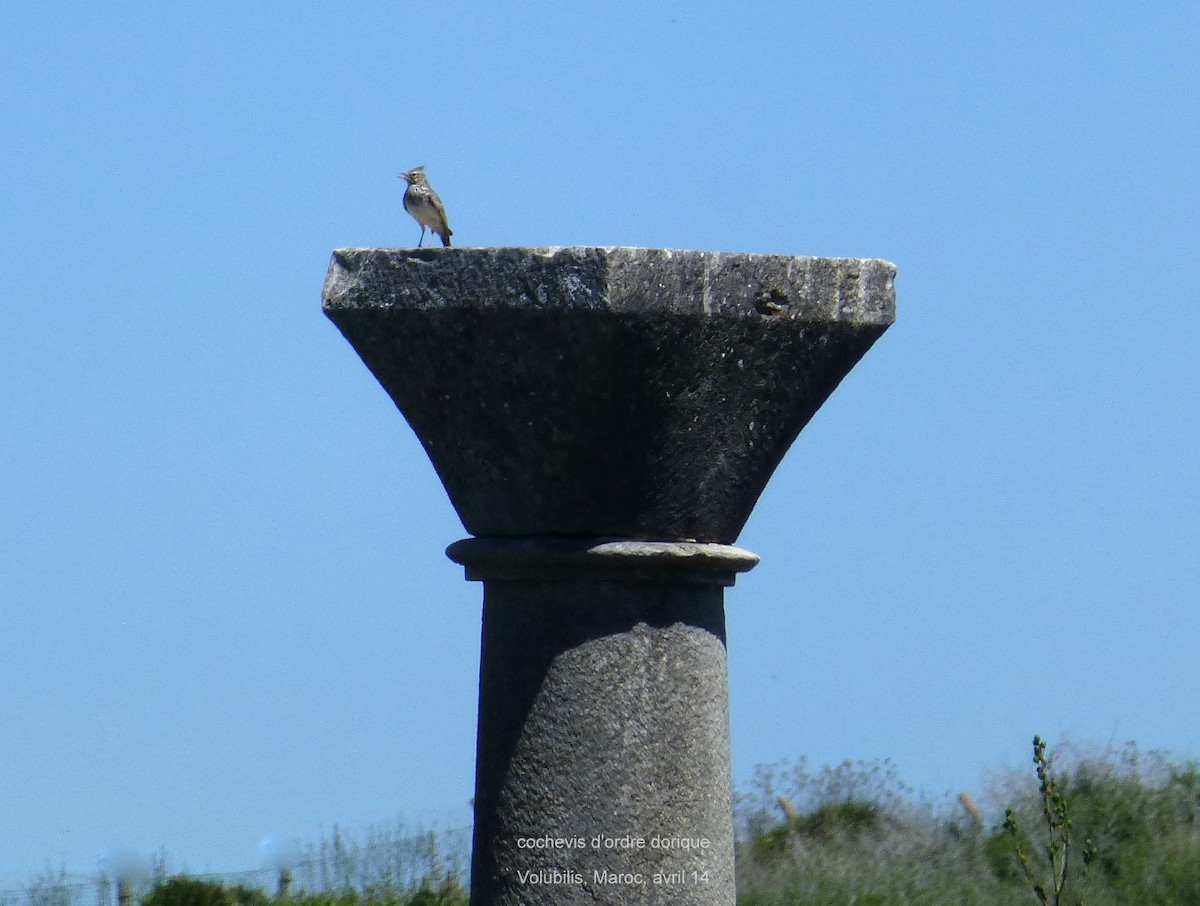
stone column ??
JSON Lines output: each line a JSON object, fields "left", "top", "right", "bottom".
{"left": 322, "top": 247, "right": 895, "bottom": 906}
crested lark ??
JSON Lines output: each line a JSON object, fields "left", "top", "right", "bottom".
{"left": 398, "top": 166, "right": 453, "bottom": 247}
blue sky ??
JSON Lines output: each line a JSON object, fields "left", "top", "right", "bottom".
{"left": 3, "top": 0, "right": 1198, "bottom": 885}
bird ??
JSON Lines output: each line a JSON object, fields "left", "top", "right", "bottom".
{"left": 398, "top": 166, "right": 453, "bottom": 247}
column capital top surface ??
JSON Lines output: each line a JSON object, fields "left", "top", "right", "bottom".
{"left": 324, "top": 247, "right": 895, "bottom": 323}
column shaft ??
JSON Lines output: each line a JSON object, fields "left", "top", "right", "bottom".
{"left": 449, "top": 539, "right": 756, "bottom": 906}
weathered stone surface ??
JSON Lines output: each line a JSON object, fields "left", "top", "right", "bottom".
{"left": 455, "top": 542, "right": 745, "bottom": 906}
{"left": 322, "top": 247, "right": 895, "bottom": 543}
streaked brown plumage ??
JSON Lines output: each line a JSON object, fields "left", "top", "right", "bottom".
{"left": 398, "top": 166, "right": 452, "bottom": 247}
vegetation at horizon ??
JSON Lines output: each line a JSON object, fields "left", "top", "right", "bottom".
{"left": 736, "top": 738, "right": 1200, "bottom": 905}
{"left": 7, "top": 738, "right": 1199, "bottom": 906}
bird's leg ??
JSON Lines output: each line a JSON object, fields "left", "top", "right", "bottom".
{"left": 418, "top": 226, "right": 426, "bottom": 248}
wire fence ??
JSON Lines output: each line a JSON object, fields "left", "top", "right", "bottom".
{"left": 0, "top": 825, "right": 472, "bottom": 906}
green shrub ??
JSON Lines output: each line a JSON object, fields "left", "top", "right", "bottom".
{"left": 403, "top": 877, "right": 468, "bottom": 906}
{"left": 998, "top": 736, "right": 1096, "bottom": 906}
{"left": 141, "top": 874, "right": 468, "bottom": 906}
{"left": 143, "top": 878, "right": 273, "bottom": 906}
{"left": 792, "top": 800, "right": 882, "bottom": 840}
{"left": 737, "top": 741, "right": 1200, "bottom": 906}
{"left": 986, "top": 738, "right": 1200, "bottom": 906}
